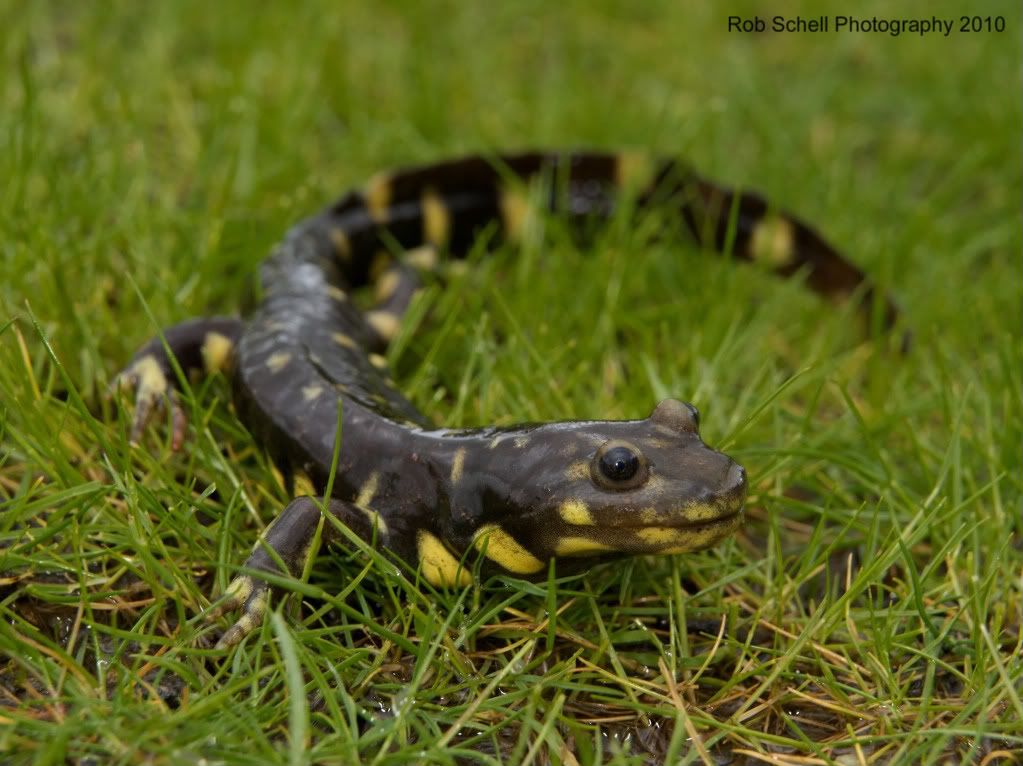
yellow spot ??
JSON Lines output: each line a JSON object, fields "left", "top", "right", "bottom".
{"left": 473, "top": 525, "right": 545, "bottom": 575}
{"left": 555, "top": 537, "right": 615, "bottom": 557}
{"left": 327, "top": 285, "right": 348, "bottom": 302}
{"left": 329, "top": 228, "right": 352, "bottom": 261}
{"left": 421, "top": 187, "right": 450, "bottom": 246}
{"left": 131, "top": 355, "right": 168, "bottom": 395}
{"left": 499, "top": 185, "right": 531, "bottom": 242}
{"left": 615, "top": 151, "right": 655, "bottom": 191}
{"left": 450, "top": 447, "right": 466, "bottom": 485}
{"left": 201, "top": 332, "right": 234, "bottom": 374}
{"left": 513, "top": 436, "right": 529, "bottom": 449}
{"left": 368, "top": 353, "right": 388, "bottom": 370}
{"left": 374, "top": 270, "right": 401, "bottom": 302}
{"left": 365, "top": 173, "right": 391, "bottom": 223}
{"left": 363, "top": 508, "right": 389, "bottom": 535}
{"left": 369, "top": 250, "right": 393, "bottom": 282}
{"left": 405, "top": 244, "right": 438, "bottom": 271}
{"left": 333, "top": 332, "right": 359, "bottom": 350}
{"left": 418, "top": 530, "right": 472, "bottom": 587}
{"left": 366, "top": 310, "right": 400, "bottom": 341}
{"left": 302, "top": 384, "right": 324, "bottom": 402}
{"left": 488, "top": 435, "right": 504, "bottom": 450}
{"left": 356, "top": 472, "right": 379, "bottom": 509}
{"left": 266, "top": 352, "right": 291, "bottom": 372}
{"left": 294, "top": 470, "right": 316, "bottom": 497}
{"left": 559, "top": 500, "right": 594, "bottom": 526}
{"left": 749, "top": 216, "right": 795, "bottom": 267}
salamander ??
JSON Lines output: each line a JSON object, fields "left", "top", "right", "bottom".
{"left": 118, "top": 150, "right": 900, "bottom": 649}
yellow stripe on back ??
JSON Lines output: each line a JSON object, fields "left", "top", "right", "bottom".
{"left": 364, "top": 173, "right": 392, "bottom": 223}
{"left": 615, "top": 151, "right": 655, "bottom": 191}
{"left": 421, "top": 187, "right": 450, "bottom": 246}
{"left": 749, "top": 215, "right": 796, "bottom": 267}
{"left": 499, "top": 185, "right": 531, "bottom": 242}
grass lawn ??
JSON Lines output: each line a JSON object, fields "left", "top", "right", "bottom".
{"left": 1, "top": 1, "right": 1020, "bottom": 763}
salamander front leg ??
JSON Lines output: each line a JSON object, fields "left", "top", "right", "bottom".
{"left": 206, "top": 495, "right": 377, "bottom": 650}
{"left": 116, "top": 317, "right": 243, "bottom": 449}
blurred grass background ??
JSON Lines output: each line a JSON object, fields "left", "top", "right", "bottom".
{"left": 0, "top": 1, "right": 1020, "bottom": 764}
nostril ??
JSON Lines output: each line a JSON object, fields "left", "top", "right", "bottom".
{"left": 727, "top": 463, "right": 747, "bottom": 492}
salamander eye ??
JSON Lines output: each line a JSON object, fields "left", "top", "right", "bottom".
{"left": 591, "top": 440, "right": 649, "bottom": 490}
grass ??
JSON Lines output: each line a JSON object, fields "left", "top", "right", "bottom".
{"left": 1, "top": 0, "right": 1020, "bottom": 763}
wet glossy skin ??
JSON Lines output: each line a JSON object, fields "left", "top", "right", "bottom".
{"left": 119, "top": 150, "right": 897, "bottom": 648}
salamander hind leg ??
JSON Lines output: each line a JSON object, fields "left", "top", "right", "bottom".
{"left": 207, "top": 496, "right": 377, "bottom": 650}
{"left": 116, "top": 317, "right": 243, "bottom": 449}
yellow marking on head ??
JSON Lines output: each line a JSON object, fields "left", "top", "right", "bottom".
{"left": 201, "top": 332, "right": 234, "bottom": 374}
{"left": 488, "top": 435, "right": 504, "bottom": 449}
{"left": 632, "top": 523, "right": 735, "bottom": 553}
{"left": 131, "top": 355, "right": 168, "bottom": 396}
{"left": 499, "top": 185, "right": 531, "bottom": 242}
{"left": 327, "top": 285, "right": 348, "bottom": 302}
{"left": 565, "top": 460, "right": 590, "bottom": 481}
{"left": 294, "top": 470, "right": 316, "bottom": 497}
{"left": 302, "top": 384, "right": 324, "bottom": 402}
{"left": 368, "top": 353, "right": 388, "bottom": 370}
{"left": 366, "top": 310, "right": 400, "bottom": 341}
{"left": 329, "top": 227, "right": 352, "bottom": 261}
{"left": 615, "top": 151, "right": 655, "bottom": 190}
{"left": 356, "top": 472, "right": 379, "bottom": 509}
{"left": 656, "top": 526, "right": 733, "bottom": 554}
{"left": 512, "top": 436, "right": 529, "bottom": 449}
{"left": 374, "top": 270, "right": 401, "bottom": 302}
{"left": 333, "top": 332, "right": 359, "bottom": 350}
{"left": 266, "top": 352, "right": 291, "bottom": 372}
{"left": 682, "top": 502, "right": 721, "bottom": 523}
{"left": 635, "top": 526, "right": 685, "bottom": 547}
{"left": 559, "top": 499, "right": 594, "bottom": 526}
{"left": 555, "top": 536, "right": 615, "bottom": 557}
{"left": 473, "top": 525, "right": 545, "bottom": 575}
{"left": 749, "top": 216, "right": 796, "bottom": 267}
{"left": 420, "top": 187, "right": 451, "bottom": 246}
{"left": 418, "top": 530, "right": 472, "bottom": 587}
{"left": 364, "top": 173, "right": 392, "bottom": 223}
{"left": 450, "top": 447, "right": 467, "bottom": 485}
{"left": 405, "top": 244, "right": 439, "bottom": 271}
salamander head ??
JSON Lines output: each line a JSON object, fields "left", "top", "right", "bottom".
{"left": 466, "top": 399, "right": 746, "bottom": 570}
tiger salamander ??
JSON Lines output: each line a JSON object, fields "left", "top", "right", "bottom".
{"left": 119, "top": 151, "right": 899, "bottom": 648}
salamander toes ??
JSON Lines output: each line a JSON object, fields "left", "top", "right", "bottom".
{"left": 114, "top": 353, "right": 189, "bottom": 450}
{"left": 205, "top": 575, "right": 270, "bottom": 650}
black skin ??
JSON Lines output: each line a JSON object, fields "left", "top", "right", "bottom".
{"left": 118, "top": 150, "right": 902, "bottom": 648}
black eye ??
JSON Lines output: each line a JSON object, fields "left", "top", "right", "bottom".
{"left": 591, "top": 440, "right": 649, "bottom": 490}
{"left": 600, "top": 446, "right": 639, "bottom": 481}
